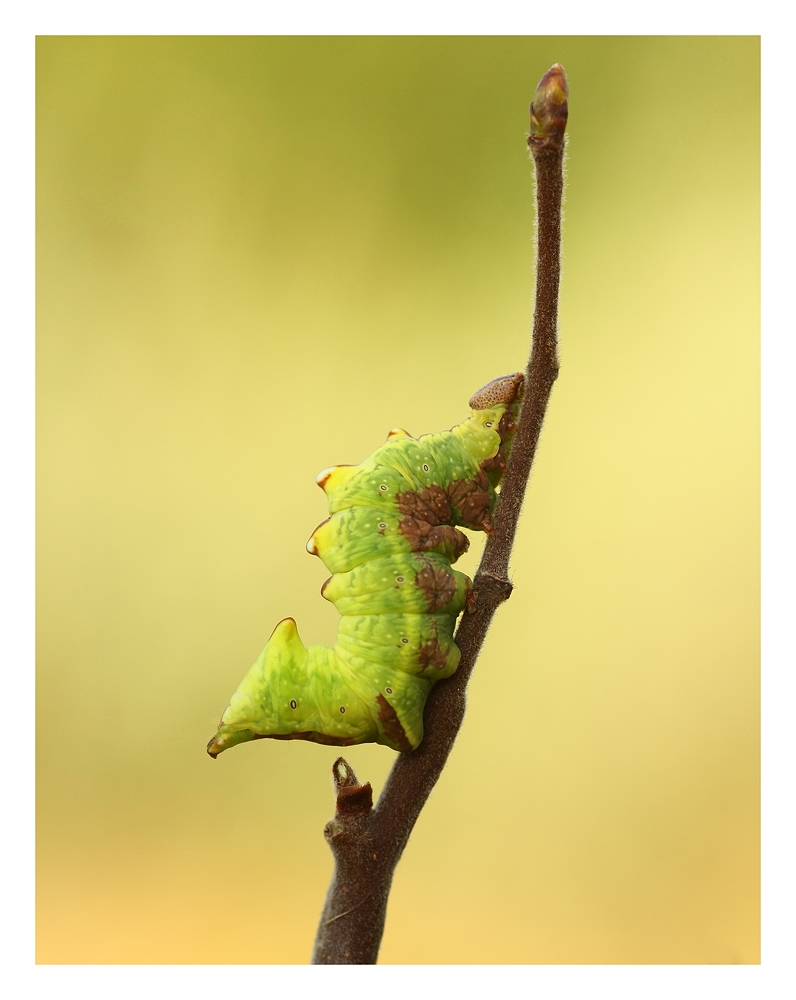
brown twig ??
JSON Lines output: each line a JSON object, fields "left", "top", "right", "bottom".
{"left": 311, "top": 64, "right": 568, "bottom": 965}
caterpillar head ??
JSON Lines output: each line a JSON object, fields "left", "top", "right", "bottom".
{"left": 468, "top": 372, "right": 524, "bottom": 410}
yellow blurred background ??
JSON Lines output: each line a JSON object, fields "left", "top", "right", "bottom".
{"left": 36, "top": 36, "right": 759, "bottom": 964}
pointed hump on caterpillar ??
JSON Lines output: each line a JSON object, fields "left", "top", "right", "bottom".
{"left": 268, "top": 615, "right": 306, "bottom": 650}
{"left": 386, "top": 427, "right": 414, "bottom": 440}
{"left": 306, "top": 518, "right": 330, "bottom": 556}
{"left": 206, "top": 617, "right": 310, "bottom": 759}
{"left": 316, "top": 465, "right": 357, "bottom": 493}
{"left": 469, "top": 372, "right": 524, "bottom": 410}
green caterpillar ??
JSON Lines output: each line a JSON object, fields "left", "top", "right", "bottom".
{"left": 207, "top": 372, "right": 524, "bottom": 757}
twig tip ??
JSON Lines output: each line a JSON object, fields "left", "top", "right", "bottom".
{"left": 528, "top": 63, "right": 569, "bottom": 151}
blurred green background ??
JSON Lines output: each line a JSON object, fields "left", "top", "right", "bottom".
{"left": 36, "top": 36, "right": 759, "bottom": 964}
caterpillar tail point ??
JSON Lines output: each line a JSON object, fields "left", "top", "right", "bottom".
{"left": 207, "top": 727, "right": 256, "bottom": 758}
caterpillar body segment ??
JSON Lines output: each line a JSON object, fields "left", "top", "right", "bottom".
{"left": 207, "top": 372, "right": 524, "bottom": 757}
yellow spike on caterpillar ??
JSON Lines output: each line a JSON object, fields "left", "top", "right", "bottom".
{"left": 315, "top": 465, "right": 357, "bottom": 492}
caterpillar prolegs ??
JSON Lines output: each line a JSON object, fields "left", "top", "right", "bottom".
{"left": 207, "top": 372, "right": 524, "bottom": 757}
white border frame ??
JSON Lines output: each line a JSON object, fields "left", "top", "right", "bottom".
{"left": 3, "top": 4, "right": 790, "bottom": 996}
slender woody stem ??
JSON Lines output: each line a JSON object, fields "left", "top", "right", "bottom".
{"left": 311, "top": 64, "right": 568, "bottom": 966}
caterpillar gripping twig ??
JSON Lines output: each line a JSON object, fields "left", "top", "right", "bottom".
{"left": 207, "top": 372, "right": 524, "bottom": 757}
